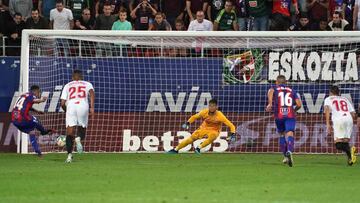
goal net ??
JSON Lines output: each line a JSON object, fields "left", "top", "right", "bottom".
{"left": 19, "top": 30, "right": 360, "bottom": 154}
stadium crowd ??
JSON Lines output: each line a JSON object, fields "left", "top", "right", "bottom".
{"left": 0, "top": 0, "right": 358, "bottom": 56}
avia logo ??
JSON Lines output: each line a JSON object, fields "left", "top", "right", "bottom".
{"left": 8, "top": 85, "right": 64, "bottom": 113}
{"left": 146, "top": 87, "right": 212, "bottom": 112}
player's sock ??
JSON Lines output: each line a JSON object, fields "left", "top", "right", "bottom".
{"left": 279, "top": 136, "right": 287, "bottom": 156}
{"left": 286, "top": 136, "right": 294, "bottom": 153}
{"left": 175, "top": 137, "right": 194, "bottom": 151}
{"left": 78, "top": 128, "right": 86, "bottom": 141}
{"left": 343, "top": 143, "right": 352, "bottom": 160}
{"left": 336, "top": 142, "right": 351, "bottom": 159}
{"left": 66, "top": 135, "right": 74, "bottom": 154}
{"left": 29, "top": 134, "right": 41, "bottom": 155}
{"left": 75, "top": 137, "right": 83, "bottom": 153}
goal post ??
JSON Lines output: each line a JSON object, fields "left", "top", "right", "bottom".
{"left": 19, "top": 30, "right": 360, "bottom": 154}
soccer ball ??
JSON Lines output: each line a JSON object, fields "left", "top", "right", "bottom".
{"left": 56, "top": 135, "right": 66, "bottom": 147}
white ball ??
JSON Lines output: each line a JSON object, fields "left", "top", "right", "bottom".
{"left": 56, "top": 136, "right": 66, "bottom": 147}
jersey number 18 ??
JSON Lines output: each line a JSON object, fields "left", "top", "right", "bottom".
{"left": 332, "top": 100, "right": 348, "bottom": 112}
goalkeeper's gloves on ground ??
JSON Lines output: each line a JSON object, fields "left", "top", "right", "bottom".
{"left": 226, "top": 133, "right": 236, "bottom": 143}
{"left": 182, "top": 122, "right": 190, "bottom": 130}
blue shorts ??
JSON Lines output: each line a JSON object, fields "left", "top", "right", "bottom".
{"left": 12, "top": 116, "right": 39, "bottom": 134}
{"left": 275, "top": 118, "right": 296, "bottom": 133}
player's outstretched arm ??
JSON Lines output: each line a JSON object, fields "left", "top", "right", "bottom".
{"left": 89, "top": 89, "right": 95, "bottom": 118}
{"left": 324, "top": 105, "right": 332, "bottom": 135}
{"left": 182, "top": 111, "right": 204, "bottom": 129}
{"left": 351, "top": 111, "right": 357, "bottom": 121}
{"left": 219, "top": 113, "right": 236, "bottom": 142}
{"left": 60, "top": 99, "right": 67, "bottom": 112}
{"left": 33, "top": 96, "right": 47, "bottom": 104}
{"left": 30, "top": 107, "right": 44, "bottom": 114}
{"left": 60, "top": 84, "right": 68, "bottom": 112}
{"left": 294, "top": 98, "right": 302, "bottom": 112}
{"left": 266, "top": 88, "right": 274, "bottom": 112}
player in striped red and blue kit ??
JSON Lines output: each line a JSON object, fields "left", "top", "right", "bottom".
{"left": 11, "top": 85, "right": 54, "bottom": 156}
{"left": 266, "top": 75, "right": 302, "bottom": 167}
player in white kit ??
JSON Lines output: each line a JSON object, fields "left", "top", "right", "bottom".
{"left": 324, "top": 86, "right": 357, "bottom": 166}
{"left": 61, "top": 70, "right": 95, "bottom": 163}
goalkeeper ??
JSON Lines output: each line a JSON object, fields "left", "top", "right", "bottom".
{"left": 167, "top": 99, "right": 236, "bottom": 154}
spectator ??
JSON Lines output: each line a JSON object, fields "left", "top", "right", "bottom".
{"left": 67, "top": 0, "right": 94, "bottom": 20}
{"left": 1, "top": 0, "right": 12, "bottom": 55}
{"left": 32, "top": 0, "right": 37, "bottom": 8}
{"left": 38, "top": 0, "right": 55, "bottom": 20}
{"left": 161, "top": 0, "right": 184, "bottom": 29}
{"left": 188, "top": 10, "right": 213, "bottom": 31}
{"left": 311, "top": 17, "right": 328, "bottom": 30}
{"left": 186, "top": 0, "right": 208, "bottom": 22}
{"left": 207, "top": 0, "right": 224, "bottom": 22}
{"left": 50, "top": 0, "right": 74, "bottom": 29}
{"left": 149, "top": 12, "right": 171, "bottom": 30}
{"left": 175, "top": 18, "right": 185, "bottom": 30}
{"left": 171, "top": 19, "right": 187, "bottom": 57}
{"left": 270, "top": 0, "right": 299, "bottom": 30}
{"left": 234, "top": 0, "right": 249, "bottom": 30}
{"left": 307, "top": 0, "right": 328, "bottom": 27}
{"left": 73, "top": 8, "right": 95, "bottom": 57}
{"left": 112, "top": 8, "right": 131, "bottom": 30}
{"left": 50, "top": 0, "right": 73, "bottom": 56}
{"left": 96, "top": 0, "right": 128, "bottom": 17}
{"left": 112, "top": 8, "right": 131, "bottom": 56}
{"left": 95, "top": 3, "right": 117, "bottom": 30}
{"left": 343, "top": 0, "right": 355, "bottom": 26}
{"left": 213, "top": 0, "right": 238, "bottom": 30}
{"left": 354, "top": 0, "right": 359, "bottom": 29}
{"left": 9, "top": 0, "right": 32, "bottom": 20}
{"left": 130, "top": 0, "right": 156, "bottom": 30}
{"left": 130, "top": 0, "right": 158, "bottom": 12}
{"left": 74, "top": 8, "right": 95, "bottom": 30}
{"left": 6, "top": 12, "right": 25, "bottom": 55}
{"left": 289, "top": 12, "right": 311, "bottom": 30}
{"left": 0, "top": 0, "right": 12, "bottom": 33}
{"left": 329, "top": 0, "right": 344, "bottom": 18}
{"left": 26, "top": 8, "right": 48, "bottom": 28}
{"left": 26, "top": 8, "right": 49, "bottom": 55}
{"left": 0, "top": 0, "right": 10, "bottom": 13}
{"left": 327, "top": 10, "right": 351, "bottom": 30}
{"left": 95, "top": 3, "right": 117, "bottom": 57}
{"left": 0, "top": 0, "right": 10, "bottom": 15}
{"left": 246, "top": 0, "right": 269, "bottom": 31}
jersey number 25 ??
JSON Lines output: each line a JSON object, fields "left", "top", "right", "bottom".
{"left": 69, "top": 86, "right": 86, "bottom": 99}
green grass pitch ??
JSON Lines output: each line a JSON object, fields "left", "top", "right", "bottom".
{"left": 0, "top": 153, "right": 359, "bottom": 203}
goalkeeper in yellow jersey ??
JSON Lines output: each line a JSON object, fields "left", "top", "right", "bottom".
{"left": 167, "top": 99, "right": 236, "bottom": 154}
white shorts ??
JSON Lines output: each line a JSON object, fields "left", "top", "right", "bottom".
{"left": 66, "top": 104, "right": 89, "bottom": 128}
{"left": 332, "top": 116, "right": 353, "bottom": 140}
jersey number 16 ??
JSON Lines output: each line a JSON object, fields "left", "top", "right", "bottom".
{"left": 278, "top": 92, "right": 293, "bottom": 107}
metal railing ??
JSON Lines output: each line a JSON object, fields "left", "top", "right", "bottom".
{"left": 1, "top": 36, "right": 7, "bottom": 56}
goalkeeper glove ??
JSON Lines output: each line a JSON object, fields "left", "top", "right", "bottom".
{"left": 182, "top": 122, "right": 190, "bottom": 130}
{"left": 226, "top": 133, "right": 236, "bottom": 143}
